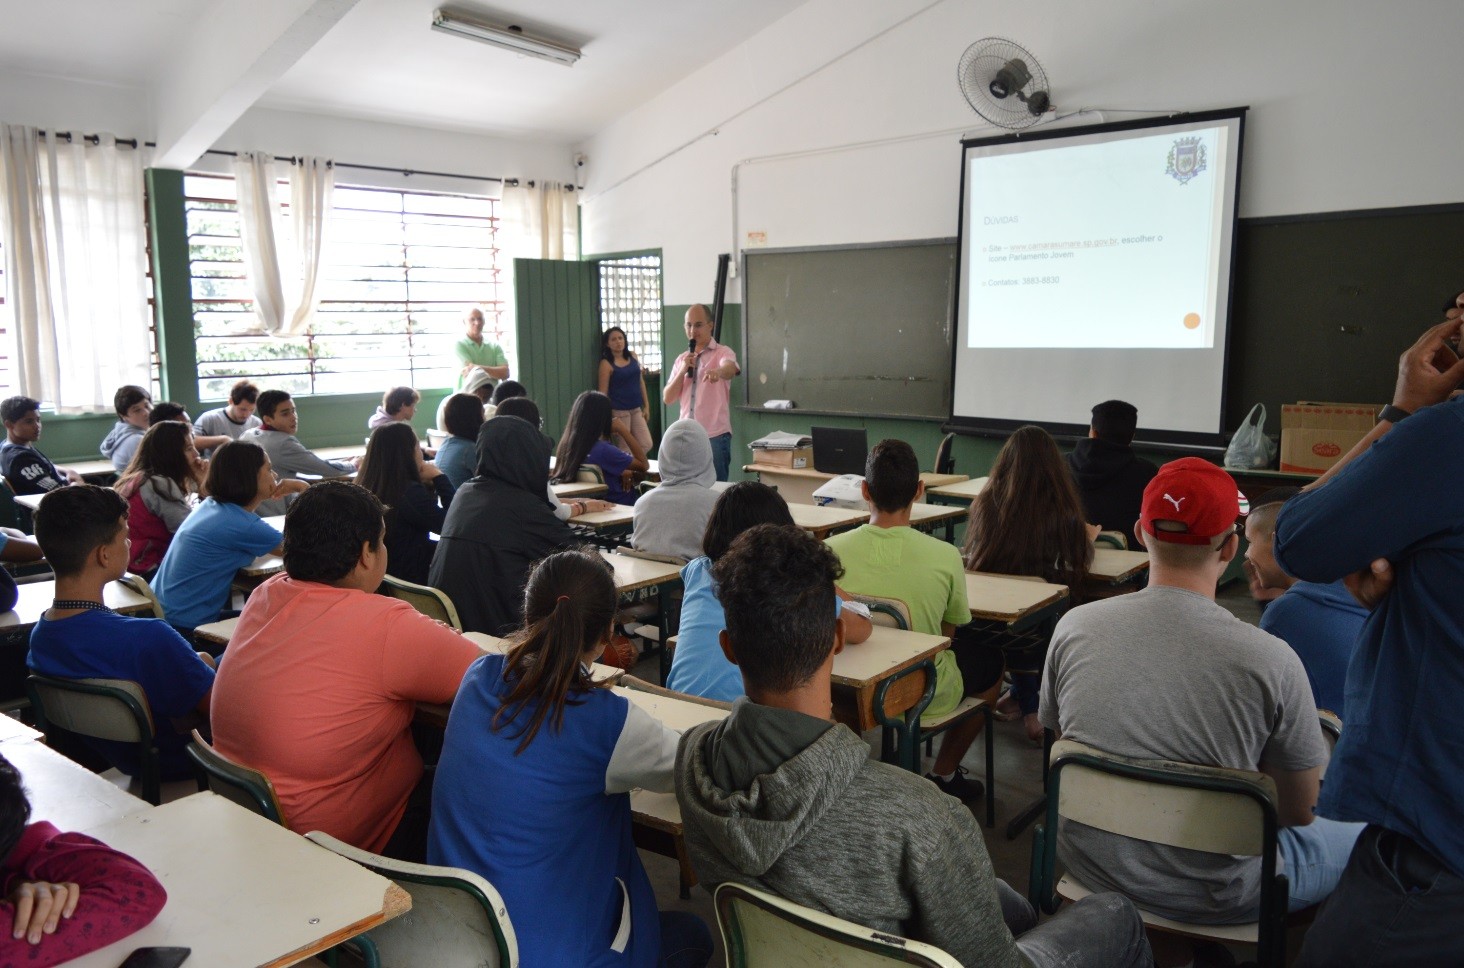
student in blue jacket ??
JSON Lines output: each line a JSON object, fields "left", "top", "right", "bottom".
{"left": 429, "top": 550, "right": 712, "bottom": 968}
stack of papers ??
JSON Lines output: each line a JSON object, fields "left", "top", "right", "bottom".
{"left": 749, "top": 431, "right": 812, "bottom": 451}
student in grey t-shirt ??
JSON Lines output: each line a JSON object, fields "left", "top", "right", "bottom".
{"left": 1039, "top": 458, "right": 1362, "bottom": 926}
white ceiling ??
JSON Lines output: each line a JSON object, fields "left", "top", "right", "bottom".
{"left": 1, "top": 0, "right": 808, "bottom": 145}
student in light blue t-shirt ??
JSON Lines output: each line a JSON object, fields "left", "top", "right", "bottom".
{"left": 667, "top": 482, "right": 871, "bottom": 702}
{"left": 153, "top": 441, "right": 305, "bottom": 633}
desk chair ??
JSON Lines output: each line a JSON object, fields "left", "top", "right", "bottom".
{"left": 186, "top": 730, "right": 286, "bottom": 824}
{"left": 306, "top": 831, "right": 519, "bottom": 968}
{"left": 380, "top": 575, "right": 463, "bottom": 630}
{"left": 26, "top": 674, "right": 163, "bottom": 805}
{"left": 576, "top": 464, "right": 607, "bottom": 486}
{"left": 118, "top": 572, "right": 165, "bottom": 619}
{"left": 1095, "top": 530, "right": 1128, "bottom": 550}
{"left": 715, "top": 882, "right": 961, "bottom": 968}
{"left": 1030, "top": 739, "right": 1289, "bottom": 968}
{"left": 932, "top": 432, "right": 956, "bottom": 476}
{"left": 855, "top": 594, "right": 996, "bottom": 826}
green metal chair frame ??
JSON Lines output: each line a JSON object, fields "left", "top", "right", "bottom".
{"left": 1029, "top": 739, "right": 1288, "bottom": 967}
{"left": 26, "top": 674, "right": 162, "bottom": 805}
{"left": 380, "top": 574, "right": 463, "bottom": 630}
{"left": 185, "top": 730, "right": 286, "bottom": 825}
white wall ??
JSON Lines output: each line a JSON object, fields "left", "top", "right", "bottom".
{"left": 579, "top": 0, "right": 1464, "bottom": 304}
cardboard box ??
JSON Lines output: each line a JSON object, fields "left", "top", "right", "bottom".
{"left": 749, "top": 446, "right": 812, "bottom": 470}
{"left": 1279, "top": 402, "right": 1378, "bottom": 474}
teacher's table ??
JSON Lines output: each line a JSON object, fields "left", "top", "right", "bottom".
{"left": 743, "top": 464, "right": 967, "bottom": 506}
{"left": 618, "top": 684, "right": 729, "bottom": 899}
{"left": 67, "top": 793, "right": 410, "bottom": 968}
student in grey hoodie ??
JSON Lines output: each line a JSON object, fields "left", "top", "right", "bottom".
{"left": 99, "top": 385, "right": 152, "bottom": 472}
{"left": 631, "top": 419, "right": 717, "bottom": 562}
{"left": 676, "top": 523, "right": 1153, "bottom": 968}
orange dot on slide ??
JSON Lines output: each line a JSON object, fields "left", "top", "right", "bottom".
{"left": 1182, "top": 313, "right": 1201, "bottom": 330}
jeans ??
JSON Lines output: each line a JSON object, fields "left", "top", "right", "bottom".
{"left": 1295, "top": 825, "right": 1464, "bottom": 967}
{"left": 1279, "top": 815, "right": 1366, "bottom": 911}
{"left": 709, "top": 433, "right": 732, "bottom": 482}
{"left": 658, "top": 910, "right": 713, "bottom": 968}
{"left": 997, "top": 879, "right": 1154, "bottom": 968}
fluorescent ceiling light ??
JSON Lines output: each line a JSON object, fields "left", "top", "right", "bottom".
{"left": 431, "top": 9, "right": 581, "bottom": 66}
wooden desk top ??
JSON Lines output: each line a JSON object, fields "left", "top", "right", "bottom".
{"left": 908, "top": 502, "right": 967, "bottom": 527}
{"left": 928, "top": 476, "right": 990, "bottom": 501}
{"left": 965, "top": 572, "right": 1068, "bottom": 623}
{"left": 70, "top": 459, "right": 118, "bottom": 478}
{"left": 620, "top": 685, "right": 728, "bottom": 733}
{"left": 194, "top": 617, "right": 238, "bottom": 648}
{"left": 574, "top": 504, "right": 636, "bottom": 530}
{"left": 830, "top": 624, "right": 950, "bottom": 689}
{"left": 602, "top": 549, "right": 683, "bottom": 594}
{"left": 4, "top": 734, "right": 149, "bottom": 831}
{"left": 746, "top": 464, "right": 968, "bottom": 490}
{"left": 68, "top": 794, "right": 409, "bottom": 968}
{"left": 787, "top": 503, "right": 868, "bottom": 537}
{"left": 1089, "top": 548, "right": 1150, "bottom": 583}
{"left": 553, "top": 480, "right": 610, "bottom": 499}
{"left": 314, "top": 444, "right": 366, "bottom": 463}
{"left": 0, "top": 579, "right": 154, "bottom": 630}
{"left": 0, "top": 713, "right": 43, "bottom": 745}
{"left": 13, "top": 492, "right": 42, "bottom": 512}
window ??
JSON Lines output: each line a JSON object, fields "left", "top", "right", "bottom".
{"left": 186, "top": 174, "right": 506, "bottom": 400}
{"left": 597, "top": 254, "right": 663, "bottom": 372}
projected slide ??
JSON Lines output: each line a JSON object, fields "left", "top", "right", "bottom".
{"left": 966, "top": 127, "right": 1228, "bottom": 350}
{"left": 951, "top": 110, "right": 1244, "bottom": 439}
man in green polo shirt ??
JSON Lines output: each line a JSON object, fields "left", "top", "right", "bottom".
{"left": 455, "top": 306, "right": 510, "bottom": 391}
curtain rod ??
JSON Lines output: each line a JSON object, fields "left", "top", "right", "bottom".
{"left": 33, "top": 133, "right": 573, "bottom": 190}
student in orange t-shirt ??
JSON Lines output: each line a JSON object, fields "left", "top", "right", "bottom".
{"left": 210, "top": 481, "right": 480, "bottom": 861}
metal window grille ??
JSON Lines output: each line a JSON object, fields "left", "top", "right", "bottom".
{"left": 597, "top": 254, "right": 663, "bottom": 372}
{"left": 186, "top": 173, "right": 505, "bottom": 399}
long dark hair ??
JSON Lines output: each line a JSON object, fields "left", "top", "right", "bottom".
{"left": 116, "top": 421, "right": 197, "bottom": 499}
{"left": 600, "top": 326, "right": 635, "bottom": 365}
{"left": 492, "top": 550, "right": 617, "bottom": 754}
{"left": 551, "top": 390, "right": 613, "bottom": 484}
{"left": 962, "top": 425, "right": 1093, "bottom": 591}
{"left": 357, "top": 422, "right": 421, "bottom": 508}
{"left": 703, "top": 481, "right": 794, "bottom": 561}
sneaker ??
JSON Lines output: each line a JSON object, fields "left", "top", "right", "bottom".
{"left": 925, "top": 767, "right": 984, "bottom": 801}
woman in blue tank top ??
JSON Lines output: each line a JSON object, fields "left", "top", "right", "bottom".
{"left": 598, "top": 327, "right": 653, "bottom": 456}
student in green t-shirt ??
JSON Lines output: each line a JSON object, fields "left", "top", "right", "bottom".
{"left": 455, "top": 306, "right": 510, "bottom": 391}
{"left": 825, "top": 439, "right": 1001, "bottom": 803}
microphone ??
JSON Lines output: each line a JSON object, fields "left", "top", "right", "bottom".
{"left": 687, "top": 338, "right": 697, "bottom": 379}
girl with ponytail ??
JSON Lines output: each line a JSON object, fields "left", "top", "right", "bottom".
{"left": 429, "top": 549, "right": 712, "bottom": 968}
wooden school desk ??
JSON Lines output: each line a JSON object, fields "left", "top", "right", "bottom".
{"left": 67, "top": 794, "right": 410, "bottom": 968}
{"left": 743, "top": 464, "right": 967, "bottom": 506}
{"left": 786, "top": 503, "right": 869, "bottom": 539}
{"left": 618, "top": 684, "right": 728, "bottom": 899}
{"left": 1, "top": 728, "right": 148, "bottom": 832}
{"left": 926, "top": 475, "right": 989, "bottom": 504}
{"left": 1088, "top": 547, "right": 1150, "bottom": 585}
{"left": 572, "top": 503, "right": 636, "bottom": 540}
{"left": 553, "top": 480, "right": 610, "bottom": 499}
{"left": 0, "top": 578, "right": 154, "bottom": 632}
{"left": 964, "top": 572, "right": 1069, "bottom": 633}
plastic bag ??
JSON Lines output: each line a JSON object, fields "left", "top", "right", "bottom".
{"left": 1224, "top": 403, "right": 1277, "bottom": 470}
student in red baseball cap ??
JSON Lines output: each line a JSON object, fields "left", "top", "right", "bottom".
{"left": 1036, "top": 457, "right": 1363, "bottom": 958}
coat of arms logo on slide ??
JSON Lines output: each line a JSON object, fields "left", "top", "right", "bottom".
{"left": 1165, "top": 136, "right": 1208, "bottom": 185}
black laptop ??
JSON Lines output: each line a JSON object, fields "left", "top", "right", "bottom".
{"left": 811, "top": 427, "right": 869, "bottom": 476}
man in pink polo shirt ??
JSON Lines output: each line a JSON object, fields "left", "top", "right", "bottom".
{"left": 664, "top": 303, "right": 739, "bottom": 481}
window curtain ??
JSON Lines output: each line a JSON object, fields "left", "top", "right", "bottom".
{"left": 231, "top": 152, "right": 333, "bottom": 337}
{"left": 498, "top": 179, "right": 578, "bottom": 372}
{"left": 500, "top": 179, "right": 578, "bottom": 260}
{"left": 0, "top": 125, "right": 153, "bottom": 412}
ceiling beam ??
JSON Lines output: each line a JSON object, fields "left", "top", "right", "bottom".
{"left": 150, "top": 0, "right": 360, "bottom": 170}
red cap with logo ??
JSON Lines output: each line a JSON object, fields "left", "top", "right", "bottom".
{"left": 1139, "top": 458, "right": 1241, "bottom": 545}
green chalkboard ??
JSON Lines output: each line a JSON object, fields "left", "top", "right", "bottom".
{"left": 741, "top": 240, "right": 955, "bottom": 418}
{"left": 1227, "top": 205, "right": 1464, "bottom": 429}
